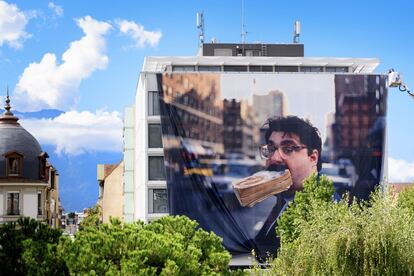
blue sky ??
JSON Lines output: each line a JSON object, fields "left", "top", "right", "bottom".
{"left": 1, "top": 0, "right": 413, "bottom": 211}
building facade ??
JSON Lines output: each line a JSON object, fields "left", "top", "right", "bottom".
{"left": 122, "top": 42, "right": 384, "bottom": 223}
{"left": 97, "top": 161, "right": 124, "bottom": 223}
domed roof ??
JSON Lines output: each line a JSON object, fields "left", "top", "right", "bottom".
{"left": 0, "top": 94, "right": 44, "bottom": 180}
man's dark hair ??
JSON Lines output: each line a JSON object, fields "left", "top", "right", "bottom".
{"left": 264, "top": 116, "right": 322, "bottom": 171}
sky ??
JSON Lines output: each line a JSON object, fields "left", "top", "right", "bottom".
{"left": 0, "top": 0, "right": 413, "bottom": 211}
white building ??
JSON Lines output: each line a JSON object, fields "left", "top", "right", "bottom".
{"left": 122, "top": 42, "right": 383, "bottom": 223}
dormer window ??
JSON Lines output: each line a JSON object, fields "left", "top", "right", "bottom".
{"left": 5, "top": 151, "right": 23, "bottom": 177}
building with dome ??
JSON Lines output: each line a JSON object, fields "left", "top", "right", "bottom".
{"left": 0, "top": 94, "right": 61, "bottom": 227}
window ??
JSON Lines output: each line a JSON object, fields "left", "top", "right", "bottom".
{"left": 249, "top": 65, "right": 273, "bottom": 72}
{"left": 214, "top": 49, "right": 232, "bottom": 56}
{"left": 275, "top": 66, "right": 299, "bottom": 72}
{"left": 8, "top": 158, "right": 21, "bottom": 176}
{"left": 261, "top": 66, "right": 273, "bottom": 72}
{"left": 148, "top": 91, "right": 160, "bottom": 116}
{"left": 249, "top": 66, "right": 261, "bottom": 72}
{"left": 245, "top": 50, "right": 261, "bottom": 56}
{"left": 5, "top": 152, "right": 23, "bottom": 177}
{"left": 38, "top": 192, "right": 42, "bottom": 216}
{"left": 148, "top": 156, "right": 166, "bottom": 180}
{"left": 326, "top": 66, "right": 349, "bottom": 73}
{"left": 198, "top": 66, "right": 221, "bottom": 72}
{"left": 223, "top": 65, "right": 248, "bottom": 72}
{"left": 7, "top": 192, "right": 19, "bottom": 215}
{"left": 148, "top": 189, "right": 169, "bottom": 213}
{"left": 300, "top": 66, "right": 324, "bottom": 72}
{"left": 172, "top": 65, "right": 195, "bottom": 72}
{"left": 148, "top": 124, "right": 163, "bottom": 148}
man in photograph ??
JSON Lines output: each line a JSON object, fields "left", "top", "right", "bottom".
{"left": 254, "top": 115, "right": 322, "bottom": 259}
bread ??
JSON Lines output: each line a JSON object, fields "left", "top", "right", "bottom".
{"left": 232, "top": 170, "right": 292, "bottom": 207}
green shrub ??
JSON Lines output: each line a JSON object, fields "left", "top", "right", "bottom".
{"left": 276, "top": 173, "right": 335, "bottom": 244}
{"left": 272, "top": 178, "right": 414, "bottom": 276}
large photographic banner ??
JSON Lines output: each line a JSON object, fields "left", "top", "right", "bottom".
{"left": 158, "top": 73, "right": 387, "bottom": 257}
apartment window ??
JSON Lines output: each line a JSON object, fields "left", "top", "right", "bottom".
{"left": 275, "top": 66, "right": 299, "bottom": 72}
{"left": 5, "top": 152, "right": 23, "bottom": 177}
{"left": 148, "top": 91, "right": 160, "bottom": 116}
{"left": 172, "top": 65, "right": 195, "bottom": 72}
{"left": 148, "top": 124, "right": 163, "bottom": 148}
{"left": 198, "top": 66, "right": 221, "bottom": 72}
{"left": 326, "top": 66, "right": 349, "bottom": 73}
{"left": 300, "top": 66, "right": 324, "bottom": 72}
{"left": 7, "top": 192, "right": 19, "bottom": 215}
{"left": 148, "top": 156, "right": 166, "bottom": 180}
{"left": 223, "top": 65, "right": 248, "bottom": 72}
{"left": 148, "top": 189, "right": 169, "bottom": 213}
{"left": 38, "top": 192, "right": 42, "bottom": 216}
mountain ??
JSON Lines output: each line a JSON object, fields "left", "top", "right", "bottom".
{"left": 43, "top": 145, "right": 122, "bottom": 212}
{"left": 0, "top": 108, "right": 64, "bottom": 119}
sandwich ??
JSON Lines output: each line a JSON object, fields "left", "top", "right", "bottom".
{"left": 232, "top": 170, "right": 292, "bottom": 207}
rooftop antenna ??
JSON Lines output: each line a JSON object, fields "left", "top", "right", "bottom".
{"left": 241, "top": 0, "right": 247, "bottom": 44}
{"left": 196, "top": 12, "right": 204, "bottom": 48}
{"left": 293, "top": 20, "right": 301, "bottom": 43}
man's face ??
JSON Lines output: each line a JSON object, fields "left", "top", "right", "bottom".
{"left": 266, "top": 131, "right": 318, "bottom": 191}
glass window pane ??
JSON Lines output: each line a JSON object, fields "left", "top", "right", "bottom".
{"left": 38, "top": 193, "right": 42, "bottom": 215}
{"left": 198, "top": 66, "right": 221, "bottom": 72}
{"left": 275, "top": 66, "right": 298, "bottom": 72}
{"left": 326, "top": 66, "right": 349, "bottom": 73}
{"left": 214, "top": 49, "right": 232, "bottom": 56}
{"left": 7, "top": 193, "right": 19, "bottom": 215}
{"left": 148, "top": 124, "right": 163, "bottom": 148}
{"left": 148, "top": 189, "right": 169, "bottom": 213}
{"left": 172, "top": 66, "right": 195, "bottom": 72}
{"left": 300, "top": 66, "right": 323, "bottom": 72}
{"left": 148, "top": 91, "right": 160, "bottom": 116}
{"left": 249, "top": 66, "right": 261, "bottom": 72}
{"left": 223, "top": 65, "right": 248, "bottom": 72}
{"left": 149, "top": 156, "right": 166, "bottom": 180}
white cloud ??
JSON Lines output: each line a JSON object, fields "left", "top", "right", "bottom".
{"left": 20, "top": 110, "right": 123, "bottom": 155}
{"left": 117, "top": 19, "right": 161, "bottom": 48}
{"left": 48, "top": 2, "right": 63, "bottom": 17}
{"left": 388, "top": 157, "right": 414, "bottom": 183}
{"left": 0, "top": 0, "right": 31, "bottom": 48}
{"left": 15, "top": 16, "right": 112, "bottom": 111}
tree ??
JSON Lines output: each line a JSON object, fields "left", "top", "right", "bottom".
{"left": 0, "top": 217, "right": 68, "bottom": 275}
{"left": 60, "top": 215, "right": 239, "bottom": 275}
{"left": 78, "top": 204, "right": 102, "bottom": 230}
